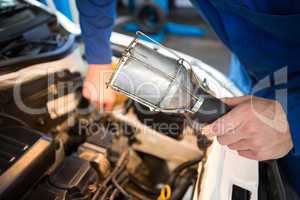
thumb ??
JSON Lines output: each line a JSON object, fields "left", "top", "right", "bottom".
{"left": 104, "top": 100, "right": 115, "bottom": 111}
{"left": 221, "top": 96, "right": 252, "bottom": 106}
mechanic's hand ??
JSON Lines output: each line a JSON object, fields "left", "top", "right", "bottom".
{"left": 202, "top": 96, "right": 293, "bottom": 161}
{"left": 83, "top": 64, "right": 116, "bottom": 111}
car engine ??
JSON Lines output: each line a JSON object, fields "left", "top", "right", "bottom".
{"left": 0, "top": 66, "right": 206, "bottom": 200}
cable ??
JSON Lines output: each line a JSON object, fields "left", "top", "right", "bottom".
{"left": 189, "top": 180, "right": 197, "bottom": 200}
{"left": 268, "top": 160, "right": 287, "bottom": 200}
{"left": 102, "top": 151, "right": 129, "bottom": 187}
{"left": 92, "top": 151, "right": 129, "bottom": 200}
{"left": 171, "top": 170, "right": 197, "bottom": 200}
{"left": 109, "top": 173, "right": 129, "bottom": 200}
{"left": 169, "top": 156, "right": 203, "bottom": 187}
{"left": 99, "top": 166, "right": 129, "bottom": 200}
{"left": 112, "top": 175, "right": 131, "bottom": 198}
{"left": 129, "top": 174, "right": 160, "bottom": 195}
{"left": 99, "top": 185, "right": 114, "bottom": 200}
{"left": 110, "top": 164, "right": 132, "bottom": 199}
{"left": 109, "top": 189, "right": 119, "bottom": 200}
{"left": 0, "top": 112, "right": 30, "bottom": 128}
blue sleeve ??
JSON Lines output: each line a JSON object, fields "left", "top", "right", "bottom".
{"left": 189, "top": 0, "right": 230, "bottom": 48}
{"left": 287, "top": 94, "right": 300, "bottom": 155}
{"left": 76, "top": 0, "right": 116, "bottom": 64}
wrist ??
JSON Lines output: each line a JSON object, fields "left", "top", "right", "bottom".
{"left": 88, "top": 64, "right": 112, "bottom": 70}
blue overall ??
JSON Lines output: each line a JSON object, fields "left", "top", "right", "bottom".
{"left": 189, "top": 0, "right": 300, "bottom": 195}
{"left": 76, "top": 0, "right": 300, "bottom": 195}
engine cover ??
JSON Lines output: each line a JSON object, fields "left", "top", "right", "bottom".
{"left": 27, "top": 155, "right": 99, "bottom": 200}
{"left": 0, "top": 126, "right": 55, "bottom": 200}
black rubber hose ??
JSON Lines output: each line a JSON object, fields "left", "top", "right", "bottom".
{"left": 99, "top": 185, "right": 114, "bottom": 200}
{"left": 171, "top": 170, "right": 198, "bottom": 200}
{"left": 169, "top": 156, "right": 203, "bottom": 188}
{"left": 109, "top": 174, "right": 129, "bottom": 200}
{"left": 111, "top": 167, "right": 132, "bottom": 198}
{"left": 129, "top": 174, "right": 160, "bottom": 195}
{"left": 267, "top": 160, "right": 287, "bottom": 200}
{"left": 92, "top": 151, "right": 129, "bottom": 200}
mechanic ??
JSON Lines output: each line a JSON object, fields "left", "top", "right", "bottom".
{"left": 76, "top": 0, "right": 300, "bottom": 198}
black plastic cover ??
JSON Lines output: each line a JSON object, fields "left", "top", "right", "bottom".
{"left": 0, "top": 126, "right": 55, "bottom": 200}
{"left": 0, "top": 70, "right": 83, "bottom": 133}
{"left": 0, "top": 0, "right": 56, "bottom": 43}
{"left": 28, "top": 156, "right": 99, "bottom": 200}
{"left": 0, "top": 1, "right": 75, "bottom": 74}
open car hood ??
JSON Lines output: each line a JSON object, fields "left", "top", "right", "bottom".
{"left": 109, "top": 32, "right": 259, "bottom": 200}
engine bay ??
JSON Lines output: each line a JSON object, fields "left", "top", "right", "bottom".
{"left": 0, "top": 69, "right": 207, "bottom": 200}
{"left": 0, "top": 2, "right": 207, "bottom": 199}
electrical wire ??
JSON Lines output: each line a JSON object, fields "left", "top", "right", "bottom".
{"left": 109, "top": 189, "right": 119, "bottom": 200}
{"left": 171, "top": 170, "right": 198, "bottom": 200}
{"left": 129, "top": 174, "right": 160, "bottom": 195}
{"left": 99, "top": 185, "right": 114, "bottom": 200}
{"left": 92, "top": 151, "right": 129, "bottom": 200}
{"left": 109, "top": 173, "right": 130, "bottom": 200}
{"left": 189, "top": 180, "right": 197, "bottom": 200}
{"left": 102, "top": 151, "right": 129, "bottom": 187}
{"left": 268, "top": 160, "right": 287, "bottom": 200}
{"left": 99, "top": 166, "right": 130, "bottom": 200}
{"left": 112, "top": 172, "right": 131, "bottom": 198}
{"left": 169, "top": 156, "right": 203, "bottom": 188}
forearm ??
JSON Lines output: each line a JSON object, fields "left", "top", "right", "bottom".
{"left": 76, "top": 0, "right": 116, "bottom": 64}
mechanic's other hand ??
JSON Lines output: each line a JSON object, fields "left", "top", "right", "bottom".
{"left": 83, "top": 64, "right": 116, "bottom": 111}
{"left": 202, "top": 96, "right": 293, "bottom": 161}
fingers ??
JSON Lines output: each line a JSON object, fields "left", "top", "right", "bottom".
{"left": 82, "top": 81, "right": 98, "bottom": 101}
{"left": 91, "top": 97, "right": 115, "bottom": 111}
{"left": 83, "top": 64, "right": 116, "bottom": 111}
{"left": 104, "top": 98, "right": 116, "bottom": 111}
{"left": 217, "top": 125, "right": 252, "bottom": 146}
{"left": 237, "top": 148, "right": 275, "bottom": 161}
{"left": 221, "top": 96, "right": 252, "bottom": 106}
{"left": 228, "top": 140, "right": 251, "bottom": 151}
{"left": 237, "top": 150, "right": 257, "bottom": 160}
{"left": 234, "top": 137, "right": 293, "bottom": 161}
{"left": 204, "top": 96, "right": 293, "bottom": 161}
{"left": 227, "top": 138, "right": 260, "bottom": 151}
{"left": 82, "top": 79, "right": 116, "bottom": 111}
